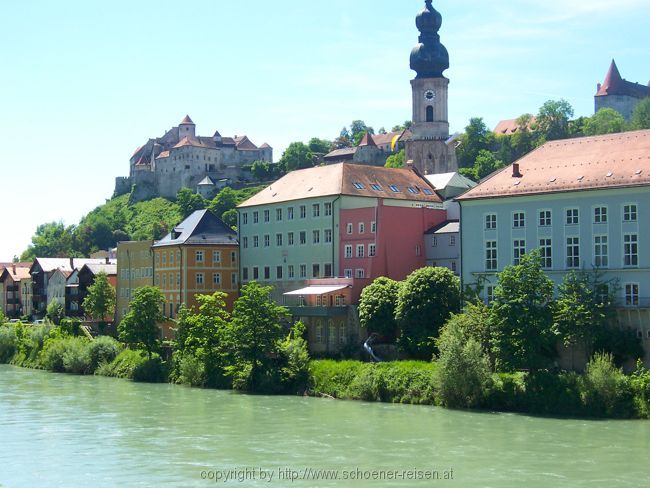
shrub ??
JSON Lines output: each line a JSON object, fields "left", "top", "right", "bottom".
{"left": 96, "top": 349, "right": 168, "bottom": 382}
{"left": 630, "top": 364, "right": 650, "bottom": 419}
{"left": 581, "top": 352, "right": 633, "bottom": 417}
{"left": 133, "top": 356, "right": 168, "bottom": 383}
{"left": 62, "top": 339, "right": 92, "bottom": 374}
{"left": 0, "top": 325, "right": 17, "bottom": 363}
{"left": 176, "top": 354, "right": 206, "bottom": 387}
{"left": 60, "top": 318, "right": 82, "bottom": 337}
{"left": 309, "top": 360, "right": 367, "bottom": 398}
{"left": 12, "top": 324, "right": 53, "bottom": 367}
{"left": 278, "top": 322, "right": 310, "bottom": 393}
{"left": 88, "top": 336, "right": 122, "bottom": 371}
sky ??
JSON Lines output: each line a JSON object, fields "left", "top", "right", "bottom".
{"left": 1, "top": 0, "right": 649, "bottom": 262}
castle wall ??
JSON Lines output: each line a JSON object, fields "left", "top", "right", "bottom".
{"left": 595, "top": 94, "right": 642, "bottom": 121}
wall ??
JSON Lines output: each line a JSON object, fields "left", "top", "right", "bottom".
{"left": 116, "top": 241, "right": 154, "bottom": 324}
{"left": 595, "top": 94, "right": 644, "bottom": 122}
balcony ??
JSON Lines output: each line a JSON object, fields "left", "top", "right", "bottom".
{"left": 286, "top": 306, "right": 348, "bottom": 317}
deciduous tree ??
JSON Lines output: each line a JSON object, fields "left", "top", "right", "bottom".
{"left": 82, "top": 271, "right": 116, "bottom": 325}
{"left": 118, "top": 286, "right": 165, "bottom": 359}
{"left": 583, "top": 108, "right": 626, "bottom": 136}
{"left": 358, "top": 277, "right": 400, "bottom": 341}
{"left": 631, "top": 98, "right": 650, "bottom": 130}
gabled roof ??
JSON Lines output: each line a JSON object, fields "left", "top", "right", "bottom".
{"left": 371, "top": 130, "right": 405, "bottom": 147}
{"left": 153, "top": 210, "right": 238, "bottom": 247}
{"left": 425, "top": 220, "right": 460, "bottom": 235}
{"left": 29, "top": 258, "right": 115, "bottom": 275}
{"left": 198, "top": 176, "right": 215, "bottom": 186}
{"left": 425, "top": 172, "right": 476, "bottom": 192}
{"left": 493, "top": 117, "right": 537, "bottom": 135}
{"left": 174, "top": 136, "right": 211, "bottom": 149}
{"left": 238, "top": 163, "right": 442, "bottom": 208}
{"left": 0, "top": 264, "right": 32, "bottom": 283}
{"left": 596, "top": 60, "right": 650, "bottom": 99}
{"left": 180, "top": 115, "right": 195, "bottom": 125}
{"left": 80, "top": 263, "right": 117, "bottom": 277}
{"left": 323, "top": 147, "right": 358, "bottom": 160}
{"left": 457, "top": 129, "right": 650, "bottom": 201}
{"left": 358, "top": 132, "right": 376, "bottom": 147}
{"left": 234, "top": 136, "right": 258, "bottom": 150}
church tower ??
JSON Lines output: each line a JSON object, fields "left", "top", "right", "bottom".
{"left": 405, "top": 0, "right": 457, "bottom": 175}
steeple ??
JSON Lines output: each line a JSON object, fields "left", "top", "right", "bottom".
{"left": 596, "top": 59, "right": 624, "bottom": 96}
{"left": 409, "top": 0, "right": 449, "bottom": 78}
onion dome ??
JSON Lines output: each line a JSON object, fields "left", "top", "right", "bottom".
{"left": 409, "top": 0, "right": 449, "bottom": 78}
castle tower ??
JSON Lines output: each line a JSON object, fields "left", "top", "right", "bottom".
{"left": 405, "top": 0, "right": 457, "bottom": 175}
{"left": 179, "top": 115, "right": 196, "bottom": 138}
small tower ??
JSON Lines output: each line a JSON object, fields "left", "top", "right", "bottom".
{"left": 178, "top": 115, "right": 196, "bottom": 138}
{"left": 405, "top": 0, "right": 457, "bottom": 175}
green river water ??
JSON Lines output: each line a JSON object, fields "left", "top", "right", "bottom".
{"left": 0, "top": 365, "right": 648, "bottom": 487}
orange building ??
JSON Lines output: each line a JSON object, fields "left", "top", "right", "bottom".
{"left": 152, "top": 210, "right": 239, "bottom": 337}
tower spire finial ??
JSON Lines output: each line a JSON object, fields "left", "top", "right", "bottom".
{"left": 410, "top": 0, "right": 449, "bottom": 78}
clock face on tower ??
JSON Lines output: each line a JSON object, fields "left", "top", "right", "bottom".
{"left": 424, "top": 90, "right": 436, "bottom": 101}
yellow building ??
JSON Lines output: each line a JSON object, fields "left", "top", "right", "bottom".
{"left": 152, "top": 210, "right": 239, "bottom": 337}
{"left": 116, "top": 240, "right": 154, "bottom": 324}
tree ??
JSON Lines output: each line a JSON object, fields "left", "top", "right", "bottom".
{"left": 176, "top": 188, "right": 207, "bottom": 218}
{"left": 490, "top": 250, "right": 555, "bottom": 371}
{"left": 46, "top": 300, "right": 65, "bottom": 325}
{"left": 277, "top": 321, "right": 310, "bottom": 393}
{"left": 82, "top": 271, "right": 116, "bottom": 326}
{"left": 631, "top": 98, "right": 650, "bottom": 130}
{"left": 583, "top": 108, "right": 626, "bottom": 136}
{"left": 391, "top": 121, "right": 412, "bottom": 132}
{"left": 396, "top": 267, "right": 461, "bottom": 359}
{"left": 443, "top": 302, "right": 495, "bottom": 367}
{"left": 209, "top": 187, "right": 238, "bottom": 218}
{"left": 21, "top": 221, "right": 78, "bottom": 261}
{"left": 460, "top": 149, "right": 504, "bottom": 181}
{"left": 118, "top": 286, "right": 165, "bottom": 359}
{"left": 350, "top": 120, "right": 374, "bottom": 146}
{"left": 224, "top": 282, "right": 289, "bottom": 391}
{"left": 358, "top": 277, "right": 400, "bottom": 341}
{"left": 456, "top": 118, "right": 495, "bottom": 168}
{"left": 384, "top": 149, "right": 405, "bottom": 169}
{"left": 279, "top": 142, "right": 315, "bottom": 172}
{"left": 511, "top": 113, "right": 535, "bottom": 159}
{"left": 221, "top": 209, "right": 238, "bottom": 229}
{"left": 333, "top": 127, "right": 353, "bottom": 149}
{"left": 536, "top": 99, "right": 574, "bottom": 141}
{"left": 307, "top": 137, "right": 333, "bottom": 155}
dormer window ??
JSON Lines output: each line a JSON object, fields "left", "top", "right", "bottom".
{"left": 389, "top": 185, "right": 400, "bottom": 192}
{"left": 352, "top": 182, "right": 365, "bottom": 190}
{"left": 371, "top": 184, "right": 383, "bottom": 191}
{"left": 407, "top": 187, "right": 419, "bottom": 194}
{"left": 422, "top": 189, "right": 434, "bottom": 195}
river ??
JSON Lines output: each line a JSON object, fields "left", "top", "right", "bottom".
{"left": 0, "top": 365, "right": 648, "bottom": 487}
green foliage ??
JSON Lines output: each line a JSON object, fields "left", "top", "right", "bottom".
{"left": 209, "top": 187, "right": 238, "bottom": 218}
{"left": 510, "top": 113, "right": 536, "bottom": 159}
{"left": 11, "top": 323, "right": 53, "bottom": 367}
{"left": 459, "top": 149, "right": 504, "bottom": 182}
{"left": 384, "top": 149, "right": 405, "bottom": 169}
{"left": 630, "top": 364, "right": 650, "bottom": 418}
{"left": 396, "top": 267, "right": 461, "bottom": 359}
{"left": 95, "top": 348, "right": 167, "bottom": 382}
{"left": 21, "top": 222, "right": 79, "bottom": 261}
{"left": 536, "top": 99, "right": 574, "bottom": 141}
{"left": 307, "top": 137, "right": 333, "bottom": 155}
{"left": 0, "top": 310, "right": 6, "bottom": 326}
{"left": 132, "top": 356, "right": 168, "bottom": 382}
{"left": 176, "top": 354, "right": 207, "bottom": 387}
{"left": 490, "top": 250, "right": 556, "bottom": 371}
{"left": 176, "top": 188, "right": 208, "bottom": 218}
{"left": 592, "top": 326, "right": 644, "bottom": 366}
{"left": 443, "top": 302, "right": 494, "bottom": 366}
{"left": 88, "top": 336, "right": 122, "bottom": 371}
{"left": 224, "top": 282, "right": 290, "bottom": 392}
{"left": 82, "top": 271, "right": 116, "bottom": 322}
{"left": 39, "top": 335, "right": 93, "bottom": 374}
{"left": 581, "top": 352, "right": 633, "bottom": 417}
{"left": 118, "top": 287, "right": 165, "bottom": 359}
{"left": 278, "top": 321, "right": 311, "bottom": 393}
{"left": 279, "top": 142, "right": 316, "bottom": 172}
{"left": 358, "top": 277, "right": 400, "bottom": 341}
{"left": 250, "top": 160, "right": 282, "bottom": 181}
{"left": 456, "top": 118, "right": 495, "bottom": 168}
{"left": 46, "top": 301, "right": 65, "bottom": 325}
{"left": 630, "top": 98, "right": 650, "bottom": 130}
{"left": 349, "top": 120, "right": 374, "bottom": 146}
{"left": 0, "top": 325, "right": 17, "bottom": 363}
{"left": 583, "top": 108, "right": 626, "bottom": 136}
{"left": 59, "top": 318, "right": 82, "bottom": 337}
{"left": 221, "top": 208, "right": 238, "bottom": 229}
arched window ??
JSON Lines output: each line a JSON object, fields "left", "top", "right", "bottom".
{"left": 426, "top": 105, "right": 434, "bottom": 122}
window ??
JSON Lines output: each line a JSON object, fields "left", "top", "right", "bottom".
{"left": 344, "top": 269, "right": 352, "bottom": 278}
{"left": 288, "top": 265, "right": 295, "bottom": 279}
{"left": 423, "top": 188, "right": 434, "bottom": 195}
{"left": 371, "top": 183, "right": 382, "bottom": 191}
{"left": 324, "top": 202, "right": 332, "bottom": 216}
{"left": 312, "top": 264, "right": 320, "bottom": 278}
{"left": 625, "top": 283, "right": 639, "bottom": 306}
{"left": 231, "top": 251, "right": 237, "bottom": 264}
{"left": 566, "top": 208, "right": 579, "bottom": 225}
{"left": 253, "top": 211, "right": 259, "bottom": 224}
{"left": 299, "top": 264, "right": 307, "bottom": 279}
{"left": 212, "top": 273, "right": 221, "bottom": 286}
{"left": 594, "top": 235, "right": 608, "bottom": 267}
{"left": 352, "top": 182, "right": 365, "bottom": 190}
{"left": 539, "top": 210, "right": 551, "bottom": 227}
{"left": 324, "top": 263, "right": 332, "bottom": 277}
{"left": 451, "top": 261, "right": 457, "bottom": 273}
{"left": 449, "top": 235, "right": 456, "bottom": 246}
{"left": 486, "top": 286, "right": 495, "bottom": 304}
{"left": 212, "top": 251, "right": 221, "bottom": 263}
{"left": 359, "top": 223, "right": 365, "bottom": 234}
{"left": 513, "top": 239, "right": 526, "bottom": 265}
{"left": 196, "top": 250, "right": 204, "bottom": 263}
{"left": 162, "top": 274, "right": 167, "bottom": 287}
{"left": 513, "top": 212, "right": 525, "bottom": 228}
{"left": 232, "top": 273, "right": 238, "bottom": 286}
{"left": 313, "top": 230, "right": 320, "bottom": 244}
{"left": 624, "top": 234, "right": 638, "bottom": 266}
{"left": 339, "top": 324, "right": 346, "bottom": 344}
{"left": 426, "top": 105, "right": 434, "bottom": 122}
{"left": 276, "top": 233, "right": 283, "bottom": 247}
{"left": 253, "top": 267, "right": 259, "bottom": 280}
{"left": 346, "top": 223, "right": 353, "bottom": 234}
{"left": 371, "top": 221, "right": 376, "bottom": 233}
{"left": 287, "top": 207, "right": 294, "bottom": 220}
{"left": 566, "top": 237, "right": 580, "bottom": 269}
{"left": 539, "top": 239, "right": 553, "bottom": 269}
{"left": 356, "top": 245, "right": 364, "bottom": 258}
{"left": 276, "top": 208, "right": 282, "bottom": 221}
{"left": 407, "top": 186, "right": 419, "bottom": 194}
{"left": 242, "top": 213, "right": 248, "bottom": 225}
{"left": 162, "top": 253, "right": 167, "bottom": 265}
{"left": 369, "top": 244, "right": 376, "bottom": 257}
{"left": 324, "top": 229, "right": 332, "bottom": 243}
{"left": 594, "top": 206, "right": 607, "bottom": 223}
{"left": 264, "top": 267, "right": 270, "bottom": 280}
{"left": 253, "top": 235, "right": 259, "bottom": 248}
{"left": 299, "top": 205, "right": 306, "bottom": 219}
{"left": 264, "top": 235, "right": 270, "bottom": 247}
{"left": 485, "top": 241, "right": 497, "bottom": 271}
{"left": 432, "top": 236, "right": 438, "bottom": 247}
{"left": 315, "top": 323, "right": 323, "bottom": 343}
{"left": 288, "top": 232, "right": 294, "bottom": 246}
{"left": 196, "top": 273, "right": 204, "bottom": 285}
{"left": 312, "top": 204, "right": 320, "bottom": 217}
{"left": 596, "top": 284, "right": 609, "bottom": 304}
{"left": 389, "top": 185, "right": 400, "bottom": 193}
{"left": 243, "top": 268, "right": 249, "bottom": 281}
{"left": 485, "top": 214, "right": 497, "bottom": 230}
{"left": 355, "top": 269, "right": 365, "bottom": 278}
{"left": 336, "top": 295, "right": 346, "bottom": 306}
{"left": 263, "top": 209, "right": 270, "bottom": 222}
{"left": 299, "top": 231, "right": 307, "bottom": 245}
{"left": 624, "top": 204, "right": 638, "bottom": 222}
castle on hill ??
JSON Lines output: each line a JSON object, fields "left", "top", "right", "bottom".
{"left": 114, "top": 115, "right": 272, "bottom": 201}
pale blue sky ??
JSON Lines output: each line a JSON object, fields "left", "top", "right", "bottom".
{"left": 1, "top": 0, "right": 649, "bottom": 261}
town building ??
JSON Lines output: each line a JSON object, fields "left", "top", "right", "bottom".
{"left": 237, "top": 162, "right": 447, "bottom": 352}
{"left": 404, "top": 0, "right": 457, "bottom": 175}
{"left": 323, "top": 130, "right": 407, "bottom": 166}
{"left": 47, "top": 269, "right": 70, "bottom": 309}
{"left": 0, "top": 264, "right": 31, "bottom": 319}
{"left": 65, "top": 270, "right": 80, "bottom": 317}
{"left": 456, "top": 129, "right": 650, "bottom": 366}
{"left": 116, "top": 240, "right": 154, "bottom": 324}
{"left": 595, "top": 60, "right": 650, "bottom": 121}
{"left": 115, "top": 115, "right": 273, "bottom": 202}
{"left": 73, "top": 263, "right": 117, "bottom": 320}
{"left": 152, "top": 210, "right": 239, "bottom": 337}
{"left": 20, "top": 276, "right": 32, "bottom": 319}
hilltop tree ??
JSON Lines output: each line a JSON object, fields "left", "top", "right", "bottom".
{"left": 459, "top": 150, "right": 504, "bottom": 182}
{"left": 21, "top": 222, "right": 78, "bottom": 261}
{"left": 176, "top": 188, "right": 207, "bottom": 218}
{"left": 631, "top": 98, "right": 650, "bottom": 130}
{"left": 118, "top": 286, "right": 165, "bottom": 359}
{"left": 583, "top": 108, "right": 626, "bottom": 136}
{"left": 350, "top": 120, "right": 374, "bottom": 146}
{"left": 536, "top": 99, "right": 574, "bottom": 142}
{"left": 82, "top": 271, "right": 116, "bottom": 325}
{"left": 391, "top": 121, "right": 412, "bottom": 132}
{"left": 307, "top": 137, "right": 333, "bottom": 155}
{"left": 333, "top": 127, "right": 353, "bottom": 149}
{"left": 279, "top": 142, "right": 316, "bottom": 172}
{"left": 209, "top": 187, "right": 238, "bottom": 218}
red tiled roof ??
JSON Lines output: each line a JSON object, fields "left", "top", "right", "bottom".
{"left": 371, "top": 130, "right": 405, "bottom": 147}
{"left": 180, "top": 115, "right": 194, "bottom": 125}
{"left": 596, "top": 60, "right": 650, "bottom": 99}
{"left": 457, "top": 129, "right": 650, "bottom": 201}
{"left": 358, "top": 132, "right": 376, "bottom": 147}
{"left": 493, "top": 117, "right": 536, "bottom": 136}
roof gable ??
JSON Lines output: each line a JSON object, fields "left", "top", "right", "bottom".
{"left": 153, "top": 210, "right": 238, "bottom": 247}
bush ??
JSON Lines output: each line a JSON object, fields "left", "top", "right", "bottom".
{"left": 62, "top": 339, "right": 92, "bottom": 374}
{"left": 581, "top": 352, "right": 633, "bottom": 417}
{"left": 88, "top": 336, "right": 122, "bottom": 371}
{"left": 60, "top": 318, "right": 82, "bottom": 337}
{"left": 96, "top": 349, "right": 168, "bottom": 382}
{"left": 132, "top": 356, "right": 168, "bottom": 383}
{"left": 0, "top": 325, "right": 17, "bottom": 363}
{"left": 630, "top": 365, "right": 650, "bottom": 419}
{"left": 12, "top": 324, "right": 53, "bottom": 367}
{"left": 278, "top": 322, "right": 310, "bottom": 394}
{"left": 176, "top": 354, "right": 206, "bottom": 387}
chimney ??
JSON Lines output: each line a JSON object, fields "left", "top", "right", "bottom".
{"left": 69, "top": 257, "right": 74, "bottom": 269}
{"left": 512, "top": 163, "right": 522, "bottom": 178}
{"left": 597, "top": 83, "right": 601, "bottom": 91}
{"left": 12, "top": 264, "right": 16, "bottom": 274}
{"left": 406, "top": 159, "right": 414, "bottom": 168}
{"left": 105, "top": 256, "right": 109, "bottom": 264}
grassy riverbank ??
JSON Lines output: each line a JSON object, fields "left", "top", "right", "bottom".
{"left": 2, "top": 322, "right": 649, "bottom": 419}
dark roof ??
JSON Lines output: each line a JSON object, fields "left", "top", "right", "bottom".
{"left": 425, "top": 220, "right": 459, "bottom": 235}
{"left": 153, "top": 210, "right": 238, "bottom": 247}
{"left": 358, "top": 132, "right": 376, "bottom": 147}
{"left": 180, "top": 115, "right": 195, "bottom": 125}
{"left": 596, "top": 60, "right": 650, "bottom": 99}
{"left": 323, "top": 147, "right": 358, "bottom": 160}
